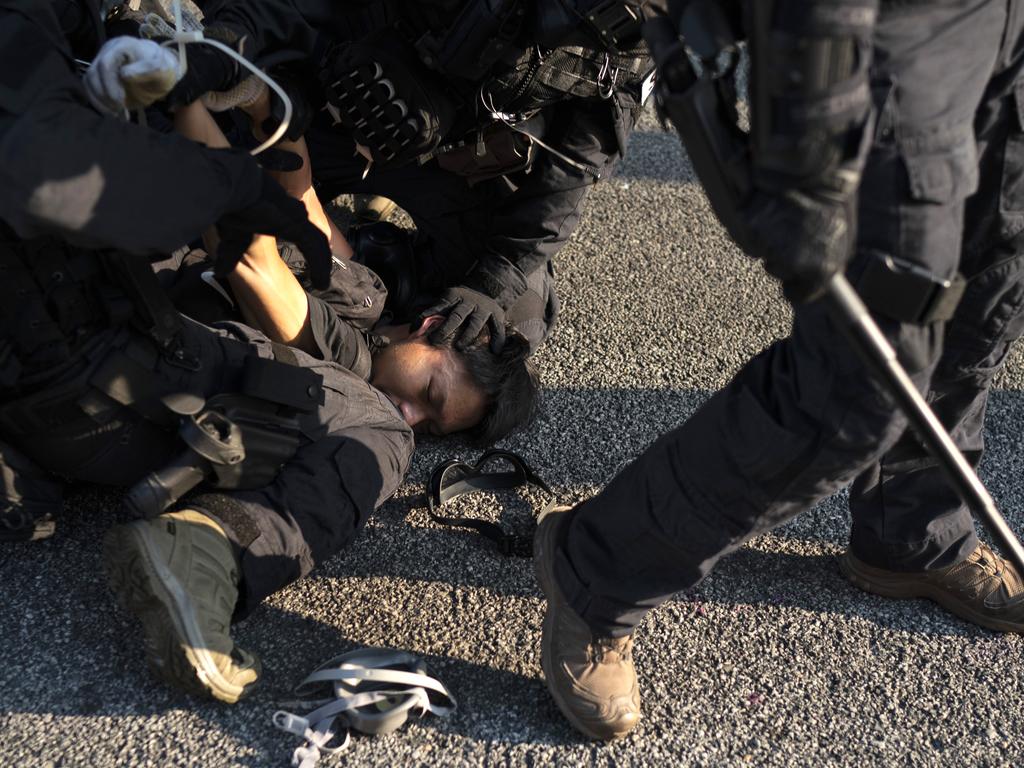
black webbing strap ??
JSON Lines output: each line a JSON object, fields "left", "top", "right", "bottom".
{"left": 426, "top": 449, "right": 557, "bottom": 557}
{"left": 856, "top": 252, "right": 967, "bottom": 324}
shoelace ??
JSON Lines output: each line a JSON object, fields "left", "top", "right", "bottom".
{"left": 591, "top": 635, "right": 633, "bottom": 664}
{"left": 975, "top": 544, "right": 1024, "bottom": 599}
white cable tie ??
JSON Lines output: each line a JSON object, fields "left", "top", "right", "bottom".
{"left": 162, "top": 0, "right": 292, "bottom": 155}
{"left": 272, "top": 710, "right": 311, "bottom": 737}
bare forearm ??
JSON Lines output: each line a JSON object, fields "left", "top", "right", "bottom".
{"left": 174, "top": 100, "right": 316, "bottom": 351}
{"left": 243, "top": 92, "right": 352, "bottom": 257}
{"left": 227, "top": 235, "right": 316, "bottom": 353}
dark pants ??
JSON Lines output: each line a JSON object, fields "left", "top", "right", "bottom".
{"left": 0, "top": 316, "right": 412, "bottom": 618}
{"left": 556, "top": 0, "right": 1024, "bottom": 636}
{"left": 304, "top": 118, "right": 560, "bottom": 350}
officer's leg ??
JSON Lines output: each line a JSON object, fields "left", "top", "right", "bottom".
{"left": 846, "top": 47, "right": 1024, "bottom": 629}
{"left": 535, "top": 0, "right": 1008, "bottom": 741}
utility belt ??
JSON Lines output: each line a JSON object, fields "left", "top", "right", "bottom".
{"left": 0, "top": 323, "right": 324, "bottom": 517}
{"left": 120, "top": 349, "right": 325, "bottom": 519}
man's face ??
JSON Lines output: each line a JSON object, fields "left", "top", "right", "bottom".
{"left": 370, "top": 320, "right": 488, "bottom": 436}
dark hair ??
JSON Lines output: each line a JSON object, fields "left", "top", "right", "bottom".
{"left": 433, "top": 327, "right": 540, "bottom": 445}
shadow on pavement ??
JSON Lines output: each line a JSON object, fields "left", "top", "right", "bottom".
{"left": 3, "top": 381, "right": 1021, "bottom": 732}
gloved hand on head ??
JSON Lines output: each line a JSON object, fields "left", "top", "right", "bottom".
{"left": 417, "top": 286, "right": 508, "bottom": 353}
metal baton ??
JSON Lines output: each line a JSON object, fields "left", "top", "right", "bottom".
{"left": 826, "top": 273, "right": 1024, "bottom": 574}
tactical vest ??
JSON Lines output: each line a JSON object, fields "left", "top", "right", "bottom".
{"left": 319, "top": 0, "right": 653, "bottom": 173}
{"left": 0, "top": 228, "right": 182, "bottom": 394}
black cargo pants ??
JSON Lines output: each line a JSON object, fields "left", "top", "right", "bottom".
{"left": 555, "top": 0, "right": 1024, "bottom": 636}
{"left": 0, "top": 317, "right": 412, "bottom": 618}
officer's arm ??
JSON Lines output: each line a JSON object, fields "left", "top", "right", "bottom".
{"left": 469, "top": 101, "right": 630, "bottom": 308}
{"left": 240, "top": 89, "right": 352, "bottom": 257}
{"left": 0, "top": 4, "right": 265, "bottom": 253}
{"left": 197, "top": 0, "right": 321, "bottom": 59}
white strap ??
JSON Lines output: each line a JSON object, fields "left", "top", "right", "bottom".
{"left": 302, "top": 665, "right": 455, "bottom": 701}
{"left": 272, "top": 649, "right": 457, "bottom": 767}
{"left": 199, "top": 270, "right": 235, "bottom": 308}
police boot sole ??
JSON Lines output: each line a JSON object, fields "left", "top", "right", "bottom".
{"left": 839, "top": 552, "right": 1023, "bottom": 634}
{"left": 103, "top": 525, "right": 260, "bottom": 703}
{"left": 534, "top": 512, "right": 636, "bottom": 741}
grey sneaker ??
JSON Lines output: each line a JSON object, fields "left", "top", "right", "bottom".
{"left": 840, "top": 542, "right": 1024, "bottom": 634}
{"left": 103, "top": 509, "right": 260, "bottom": 702}
{"left": 534, "top": 505, "right": 640, "bottom": 740}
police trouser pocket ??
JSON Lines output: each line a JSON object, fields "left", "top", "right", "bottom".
{"left": 896, "top": 127, "right": 978, "bottom": 275}
{"left": 718, "top": 386, "right": 818, "bottom": 525}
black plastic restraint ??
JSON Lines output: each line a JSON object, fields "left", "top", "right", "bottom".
{"left": 426, "top": 449, "right": 557, "bottom": 557}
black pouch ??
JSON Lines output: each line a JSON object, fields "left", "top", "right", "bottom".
{"left": 321, "top": 30, "right": 458, "bottom": 167}
{"left": 436, "top": 123, "right": 535, "bottom": 185}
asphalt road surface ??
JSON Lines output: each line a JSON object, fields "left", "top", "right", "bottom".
{"left": 2, "top": 108, "right": 1023, "bottom": 767}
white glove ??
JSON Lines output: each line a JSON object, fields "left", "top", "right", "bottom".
{"left": 84, "top": 36, "right": 182, "bottom": 115}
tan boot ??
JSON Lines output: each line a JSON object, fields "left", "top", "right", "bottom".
{"left": 353, "top": 194, "right": 398, "bottom": 223}
{"left": 841, "top": 542, "right": 1024, "bottom": 633}
{"left": 104, "top": 509, "right": 261, "bottom": 703}
{"left": 534, "top": 505, "right": 641, "bottom": 740}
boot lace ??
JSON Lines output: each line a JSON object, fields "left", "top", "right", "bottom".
{"left": 590, "top": 635, "right": 633, "bottom": 664}
{"left": 949, "top": 544, "right": 1024, "bottom": 600}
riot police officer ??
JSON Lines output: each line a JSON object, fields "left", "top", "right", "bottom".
{"left": 531, "top": 0, "right": 1024, "bottom": 741}
{"left": 171, "top": 0, "right": 656, "bottom": 352}
{"left": 0, "top": 0, "right": 419, "bottom": 703}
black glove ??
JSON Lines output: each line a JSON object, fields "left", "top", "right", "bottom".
{"left": 419, "top": 286, "right": 507, "bottom": 353}
{"left": 215, "top": 171, "right": 332, "bottom": 290}
{"left": 259, "top": 67, "right": 319, "bottom": 142}
{"left": 163, "top": 24, "right": 251, "bottom": 109}
{"left": 743, "top": 166, "right": 862, "bottom": 304}
{"left": 254, "top": 147, "right": 304, "bottom": 173}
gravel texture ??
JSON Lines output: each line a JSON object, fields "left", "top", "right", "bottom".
{"left": 2, "top": 108, "right": 1023, "bottom": 767}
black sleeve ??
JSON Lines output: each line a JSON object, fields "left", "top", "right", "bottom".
{"left": 199, "top": 0, "right": 386, "bottom": 60}
{"left": 288, "top": 249, "right": 387, "bottom": 377}
{"left": 0, "top": 2, "right": 265, "bottom": 254}
{"left": 467, "top": 98, "right": 638, "bottom": 308}
{"left": 197, "top": 0, "right": 324, "bottom": 60}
